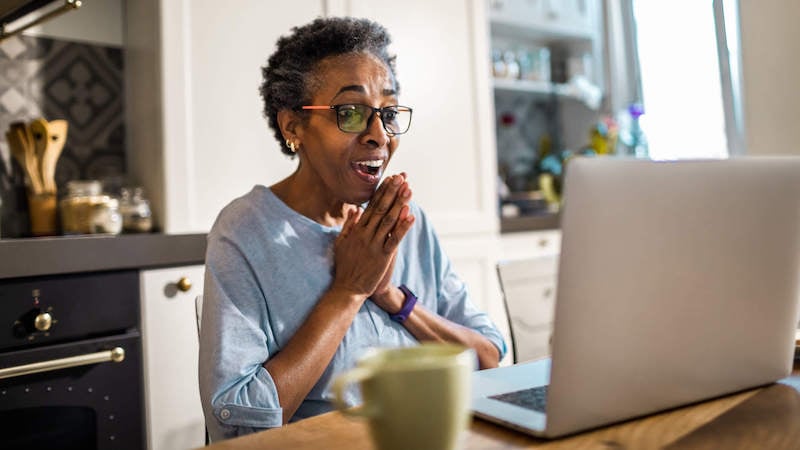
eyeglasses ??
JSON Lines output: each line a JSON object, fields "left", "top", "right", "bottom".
{"left": 300, "top": 104, "right": 413, "bottom": 136}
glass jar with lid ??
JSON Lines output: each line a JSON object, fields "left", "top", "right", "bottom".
{"left": 119, "top": 186, "right": 153, "bottom": 233}
{"left": 60, "top": 180, "right": 123, "bottom": 235}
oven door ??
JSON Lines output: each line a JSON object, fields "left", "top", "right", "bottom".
{"left": 0, "top": 331, "right": 144, "bottom": 450}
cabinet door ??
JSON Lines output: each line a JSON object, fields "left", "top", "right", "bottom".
{"left": 500, "top": 230, "right": 561, "bottom": 260}
{"left": 140, "top": 265, "right": 205, "bottom": 450}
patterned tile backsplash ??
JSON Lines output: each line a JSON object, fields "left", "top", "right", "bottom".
{"left": 0, "top": 35, "right": 125, "bottom": 238}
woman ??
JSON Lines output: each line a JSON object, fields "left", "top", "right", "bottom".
{"left": 199, "top": 16, "right": 506, "bottom": 441}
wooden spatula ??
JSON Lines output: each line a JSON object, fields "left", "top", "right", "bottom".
{"left": 6, "top": 122, "right": 43, "bottom": 194}
{"left": 30, "top": 118, "right": 67, "bottom": 193}
{"left": 43, "top": 120, "right": 68, "bottom": 193}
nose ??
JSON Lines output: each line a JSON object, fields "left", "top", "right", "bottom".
{"left": 362, "top": 109, "right": 390, "bottom": 148}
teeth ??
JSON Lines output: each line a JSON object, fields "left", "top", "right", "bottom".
{"left": 358, "top": 160, "right": 383, "bottom": 168}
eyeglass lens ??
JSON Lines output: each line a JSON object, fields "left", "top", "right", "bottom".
{"left": 336, "top": 104, "right": 412, "bottom": 135}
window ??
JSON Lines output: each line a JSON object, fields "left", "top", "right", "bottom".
{"left": 630, "top": 0, "right": 743, "bottom": 159}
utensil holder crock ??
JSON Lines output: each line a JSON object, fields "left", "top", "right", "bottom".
{"left": 28, "top": 192, "right": 57, "bottom": 236}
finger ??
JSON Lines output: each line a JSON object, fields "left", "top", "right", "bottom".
{"left": 374, "top": 181, "right": 411, "bottom": 240}
{"left": 361, "top": 175, "right": 400, "bottom": 226}
{"left": 357, "top": 176, "right": 392, "bottom": 227}
{"left": 360, "top": 174, "right": 403, "bottom": 230}
{"left": 338, "top": 206, "right": 362, "bottom": 240}
{"left": 383, "top": 205, "right": 415, "bottom": 252}
{"left": 399, "top": 183, "right": 412, "bottom": 202}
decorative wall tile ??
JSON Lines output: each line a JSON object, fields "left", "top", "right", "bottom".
{"left": 0, "top": 35, "right": 125, "bottom": 238}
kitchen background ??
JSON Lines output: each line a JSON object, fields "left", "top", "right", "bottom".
{"left": 1, "top": 1, "right": 799, "bottom": 449}
{"left": 0, "top": 34, "right": 125, "bottom": 237}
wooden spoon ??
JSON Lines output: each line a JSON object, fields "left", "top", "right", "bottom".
{"left": 6, "top": 123, "right": 43, "bottom": 194}
{"left": 42, "top": 120, "right": 68, "bottom": 193}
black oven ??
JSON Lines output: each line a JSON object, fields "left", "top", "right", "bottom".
{"left": 0, "top": 270, "right": 145, "bottom": 450}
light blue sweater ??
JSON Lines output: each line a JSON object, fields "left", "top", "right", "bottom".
{"left": 199, "top": 185, "right": 506, "bottom": 441}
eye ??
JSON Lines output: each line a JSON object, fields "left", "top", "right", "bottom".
{"left": 337, "top": 105, "right": 365, "bottom": 123}
{"left": 381, "top": 108, "right": 398, "bottom": 122}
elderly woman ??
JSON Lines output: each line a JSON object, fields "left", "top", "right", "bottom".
{"left": 199, "top": 16, "right": 506, "bottom": 441}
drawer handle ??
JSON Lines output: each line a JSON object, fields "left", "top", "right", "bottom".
{"left": 0, "top": 347, "right": 125, "bottom": 380}
{"left": 176, "top": 277, "right": 192, "bottom": 292}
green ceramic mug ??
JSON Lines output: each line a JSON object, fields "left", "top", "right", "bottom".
{"left": 332, "top": 343, "right": 475, "bottom": 450}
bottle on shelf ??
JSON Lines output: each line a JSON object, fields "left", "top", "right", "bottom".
{"left": 618, "top": 103, "right": 649, "bottom": 158}
{"left": 119, "top": 186, "right": 153, "bottom": 233}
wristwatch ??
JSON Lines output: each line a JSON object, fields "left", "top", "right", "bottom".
{"left": 389, "top": 285, "right": 418, "bottom": 323}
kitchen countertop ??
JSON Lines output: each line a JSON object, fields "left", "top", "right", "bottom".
{"left": 501, "top": 213, "right": 560, "bottom": 233}
{"left": 0, "top": 233, "right": 207, "bottom": 279}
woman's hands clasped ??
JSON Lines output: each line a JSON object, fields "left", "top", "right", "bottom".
{"left": 331, "top": 173, "right": 415, "bottom": 301}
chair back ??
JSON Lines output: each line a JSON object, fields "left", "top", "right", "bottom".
{"left": 194, "top": 294, "right": 210, "bottom": 444}
{"left": 195, "top": 294, "right": 203, "bottom": 336}
{"left": 496, "top": 256, "right": 559, "bottom": 363}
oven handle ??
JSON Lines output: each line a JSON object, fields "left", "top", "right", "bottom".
{"left": 0, "top": 347, "right": 125, "bottom": 380}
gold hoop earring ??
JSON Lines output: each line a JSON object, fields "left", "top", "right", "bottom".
{"left": 286, "top": 140, "right": 296, "bottom": 153}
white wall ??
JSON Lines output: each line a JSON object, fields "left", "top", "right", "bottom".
{"left": 187, "top": 1, "right": 319, "bottom": 231}
{"left": 739, "top": 0, "right": 800, "bottom": 155}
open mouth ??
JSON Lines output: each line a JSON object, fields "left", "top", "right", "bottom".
{"left": 352, "top": 159, "right": 384, "bottom": 181}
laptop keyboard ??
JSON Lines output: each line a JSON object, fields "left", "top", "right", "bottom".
{"left": 489, "top": 385, "right": 549, "bottom": 413}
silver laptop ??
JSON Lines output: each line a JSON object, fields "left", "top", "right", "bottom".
{"left": 472, "top": 157, "right": 800, "bottom": 438}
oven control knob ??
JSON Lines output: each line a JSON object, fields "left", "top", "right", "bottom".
{"left": 34, "top": 312, "right": 53, "bottom": 331}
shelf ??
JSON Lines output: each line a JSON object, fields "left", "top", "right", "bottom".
{"left": 501, "top": 213, "right": 560, "bottom": 233}
{"left": 493, "top": 78, "right": 573, "bottom": 97}
{"left": 490, "top": 18, "right": 595, "bottom": 43}
{"left": 493, "top": 77, "right": 602, "bottom": 109}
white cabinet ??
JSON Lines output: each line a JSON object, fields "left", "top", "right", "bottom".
{"left": 497, "top": 230, "right": 560, "bottom": 363}
{"left": 125, "top": 1, "right": 325, "bottom": 234}
{"left": 140, "top": 265, "right": 205, "bottom": 450}
{"left": 500, "top": 229, "right": 561, "bottom": 260}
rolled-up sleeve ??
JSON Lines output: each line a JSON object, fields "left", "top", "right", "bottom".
{"left": 436, "top": 259, "right": 508, "bottom": 361}
{"left": 199, "top": 235, "right": 283, "bottom": 441}
{"left": 409, "top": 205, "right": 508, "bottom": 362}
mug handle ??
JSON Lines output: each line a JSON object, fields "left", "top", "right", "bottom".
{"left": 332, "top": 366, "right": 379, "bottom": 418}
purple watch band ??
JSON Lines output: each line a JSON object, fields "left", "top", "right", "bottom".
{"left": 389, "top": 285, "right": 417, "bottom": 323}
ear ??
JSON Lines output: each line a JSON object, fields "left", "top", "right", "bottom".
{"left": 277, "top": 109, "right": 302, "bottom": 142}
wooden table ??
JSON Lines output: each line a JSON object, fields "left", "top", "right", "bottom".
{"left": 201, "top": 365, "right": 800, "bottom": 450}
